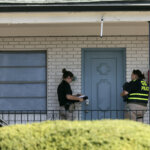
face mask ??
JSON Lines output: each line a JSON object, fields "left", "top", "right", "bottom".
{"left": 72, "top": 76, "right": 77, "bottom": 82}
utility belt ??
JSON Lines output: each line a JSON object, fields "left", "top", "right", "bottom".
{"left": 64, "top": 103, "right": 72, "bottom": 111}
{"left": 127, "top": 102, "right": 147, "bottom": 107}
{"left": 64, "top": 102, "right": 77, "bottom": 111}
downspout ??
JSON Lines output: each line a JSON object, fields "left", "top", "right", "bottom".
{"left": 148, "top": 21, "right": 150, "bottom": 124}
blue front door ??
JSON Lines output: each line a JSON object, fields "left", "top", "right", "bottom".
{"left": 82, "top": 48, "right": 126, "bottom": 120}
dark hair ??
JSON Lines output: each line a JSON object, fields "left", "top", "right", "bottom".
{"left": 62, "top": 68, "right": 74, "bottom": 79}
{"left": 132, "top": 69, "right": 145, "bottom": 80}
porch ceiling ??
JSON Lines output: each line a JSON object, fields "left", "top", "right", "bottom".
{"left": 0, "top": 22, "right": 148, "bottom": 36}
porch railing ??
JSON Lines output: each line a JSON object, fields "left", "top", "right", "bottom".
{"left": 0, "top": 110, "right": 149, "bottom": 126}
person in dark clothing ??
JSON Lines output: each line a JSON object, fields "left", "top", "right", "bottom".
{"left": 121, "top": 70, "right": 149, "bottom": 122}
{"left": 122, "top": 82, "right": 130, "bottom": 102}
{"left": 57, "top": 68, "right": 84, "bottom": 120}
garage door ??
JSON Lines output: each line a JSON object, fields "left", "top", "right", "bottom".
{"left": 0, "top": 51, "right": 47, "bottom": 111}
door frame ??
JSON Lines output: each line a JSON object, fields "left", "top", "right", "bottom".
{"left": 81, "top": 48, "right": 126, "bottom": 110}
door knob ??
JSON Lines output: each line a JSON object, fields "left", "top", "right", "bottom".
{"left": 85, "top": 99, "right": 89, "bottom": 105}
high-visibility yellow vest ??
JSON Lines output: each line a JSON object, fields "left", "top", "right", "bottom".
{"left": 128, "top": 80, "right": 149, "bottom": 104}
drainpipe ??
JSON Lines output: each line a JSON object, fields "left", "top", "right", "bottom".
{"left": 148, "top": 21, "right": 150, "bottom": 124}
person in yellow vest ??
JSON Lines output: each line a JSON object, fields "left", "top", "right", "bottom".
{"left": 121, "top": 70, "right": 149, "bottom": 122}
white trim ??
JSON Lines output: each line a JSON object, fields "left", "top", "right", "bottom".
{"left": 0, "top": 11, "right": 150, "bottom": 24}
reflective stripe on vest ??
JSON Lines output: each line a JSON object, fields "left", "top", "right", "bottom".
{"left": 128, "top": 97, "right": 148, "bottom": 101}
{"left": 129, "top": 93, "right": 149, "bottom": 96}
{"left": 128, "top": 93, "right": 149, "bottom": 101}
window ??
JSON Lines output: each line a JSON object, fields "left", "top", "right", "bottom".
{"left": 0, "top": 51, "right": 47, "bottom": 111}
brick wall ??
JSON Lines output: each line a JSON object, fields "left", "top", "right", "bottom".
{"left": 0, "top": 36, "right": 149, "bottom": 122}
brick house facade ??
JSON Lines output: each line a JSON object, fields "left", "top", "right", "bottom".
{"left": 0, "top": 1, "right": 150, "bottom": 124}
{"left": 0, "top": 35, "right": 149, "bottom": 123}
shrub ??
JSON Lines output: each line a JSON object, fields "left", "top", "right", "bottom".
{"left": 0, "top": 120, "right": 150, "bottom": 150}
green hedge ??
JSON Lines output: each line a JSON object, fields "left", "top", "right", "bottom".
{"left": 0, "top": 120, "right": 150, "bottom": 150}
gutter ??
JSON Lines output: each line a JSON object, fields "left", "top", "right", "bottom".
{"left": 0, "top": 1, "right": 150, "bottom": 12}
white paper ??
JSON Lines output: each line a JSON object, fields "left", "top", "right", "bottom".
{"left": 78, "top": 95, "right": 86, "bottom": 98}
